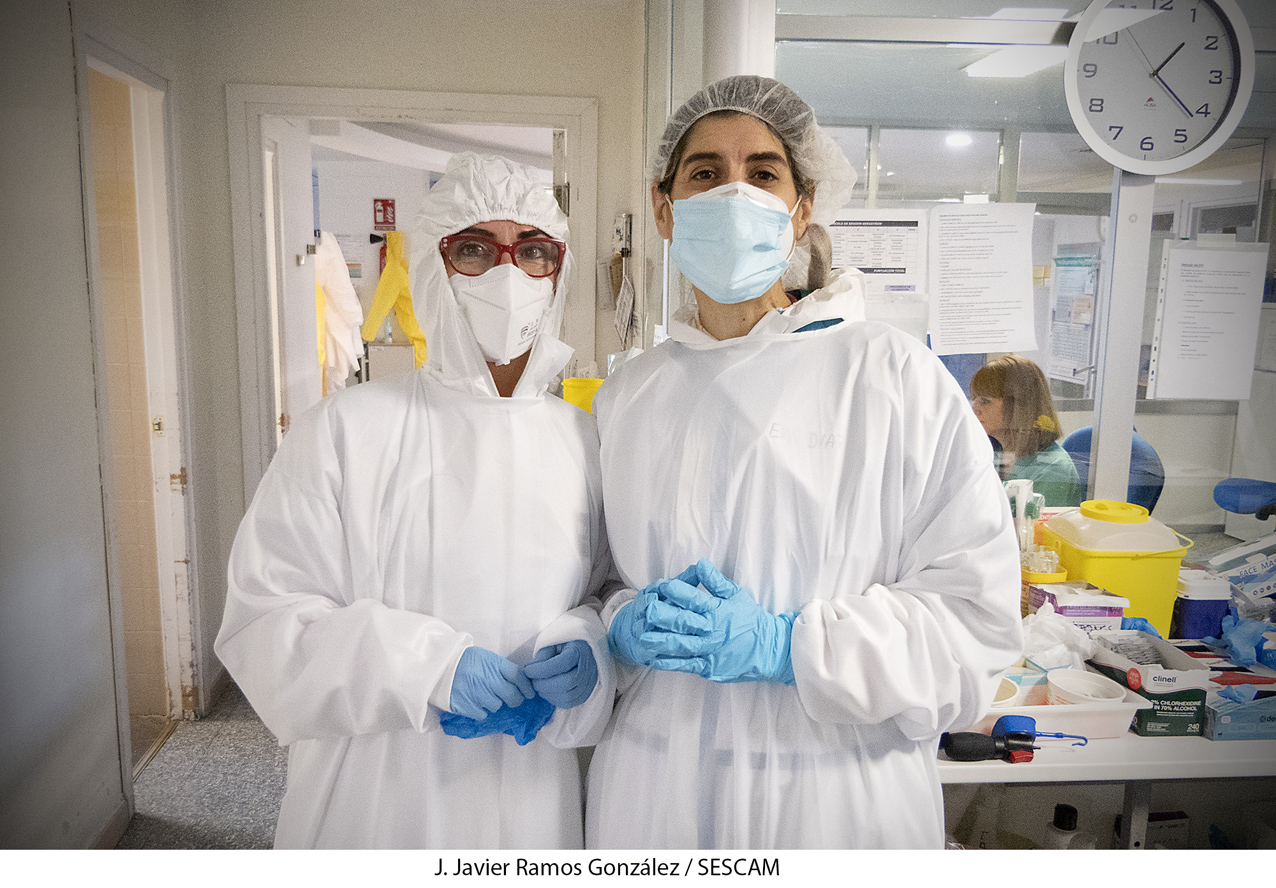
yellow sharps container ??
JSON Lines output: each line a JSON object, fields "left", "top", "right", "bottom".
{"left": 1042, "top": 500, "right": 1191, "bottom": 637}
{"left": 561, "top": 377, "right": 604, "bottom": 413}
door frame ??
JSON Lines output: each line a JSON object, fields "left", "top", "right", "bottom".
{"left": 226, "top": 84, "right": 599, "bottom": 502}
{"left": 73, "top": 28, "right": 200, "bottom": 797}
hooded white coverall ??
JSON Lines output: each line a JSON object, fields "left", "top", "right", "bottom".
{"left": 585, "top": 271, "right": 1023, "bottom": 849}
{"left": 216, "top": 154, "right": 615, "bottom": 849}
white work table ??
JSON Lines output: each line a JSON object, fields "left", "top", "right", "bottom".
{"left": 939, "top": 734, "right": 1276, "bottom": 847}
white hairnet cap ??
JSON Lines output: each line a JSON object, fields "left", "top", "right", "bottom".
{"left": 651, "top": 75, "right": 857, "bottom": 226}
{"left": 408, "top": 152, "right": 574, "bottom": 396}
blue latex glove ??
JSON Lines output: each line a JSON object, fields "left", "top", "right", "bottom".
{"left": 439, "top": 694, "right": 555, "bottom": 745}
{"left": 1120, "top": 617, "right": 1162, "bottom": 638}
{"left": 608, "top": 564, "right": 703, "bottom": 667}
{"left": 642, "top": 559, "right": 797, "bottom": 684}
{"left": 524, "top": 640, "right": 598, "bottom": 709}
{"left": 448, "top": 646, "right": 535, "bottom": 721}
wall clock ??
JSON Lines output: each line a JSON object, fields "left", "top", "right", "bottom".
{"left": 1064, "top": 0, "right": 1255, "bottom": 175}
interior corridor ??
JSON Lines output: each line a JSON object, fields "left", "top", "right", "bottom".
{"left": 114, "top": 683, "right": 285, "bottom": 849}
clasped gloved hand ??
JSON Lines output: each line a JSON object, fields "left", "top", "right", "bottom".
{"left": 608, "top": 564, "right": 702, "bottom": 667}
{"left": 448, "top": 646, "right": 536, "bottom": 721}
{"left": 610, "top": 559, "right": 797, "bottom": 684}
{"left": 523, "top": 639, "right": 598, "bottom": 709}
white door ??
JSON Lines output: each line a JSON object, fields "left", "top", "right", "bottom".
{"left": 262, "top": 116, "right": 321, "bottom": 437}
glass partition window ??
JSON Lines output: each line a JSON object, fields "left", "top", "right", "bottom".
{"left": 876, "top": 128, "right": 1001, "bottom": 202}
{"left": 822, "top": 126, "right": 869, "bottom": 201}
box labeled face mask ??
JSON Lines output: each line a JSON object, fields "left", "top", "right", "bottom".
{"left": 1205, "top": 532, "right": 1276, "bottom": 602}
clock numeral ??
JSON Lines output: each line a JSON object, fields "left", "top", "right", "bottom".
{"left": 1209, "top": 70, "right": 1223, "bottom": 84}
{"left": 1083, "top": 63, "right": 1098, "bottom": 79}
{"left": 1141, "top": 137, "right": 1155, "bottom": 151}
{"left": 1197, "top": 103, "right": 1211, "bottom": 117}
{"left": 1101, "top": 32, "right": 1119, "bottom": 45}
{"left": 1191, "top": 8, "right": 1197, "bottom": 22}
{"left": 1175, "top": 128, "right": 1188, "bottom": 144}
{"left": 1109, "top": 125, "right": 1123, "bottom": 140}
{"left": 1089, "top": 98, "right": 1105, "bottom": 113}
{"left": 1205, "top": 35, "right": 1220, "bottom": 51}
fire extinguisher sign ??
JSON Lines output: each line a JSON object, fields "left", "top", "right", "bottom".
{"left": 373, "top": 198, "right": 396, "bottom": 231}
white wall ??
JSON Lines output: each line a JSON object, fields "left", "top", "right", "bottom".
{"left": 0, "top": 0, "right": 145, "bottom": 848}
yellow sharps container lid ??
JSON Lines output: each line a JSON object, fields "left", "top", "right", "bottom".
{"left": 1079, "top": 499, "right": 1149, "bottom": 524}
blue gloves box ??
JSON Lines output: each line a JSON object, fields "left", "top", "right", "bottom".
{"left": 1203, "top": 689, "right": 1276, "bottom": 741}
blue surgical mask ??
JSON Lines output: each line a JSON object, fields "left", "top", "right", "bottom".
{"left": 667, "top": 181, "right": 798, "bottom": 305}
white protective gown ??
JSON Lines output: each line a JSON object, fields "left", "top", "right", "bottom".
{"left": 586, "top": 270, "right": 1023, "bottom": 849}
{"left": 216, "top": 154, "right": 615, "bottom": 849}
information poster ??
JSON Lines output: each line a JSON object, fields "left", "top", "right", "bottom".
{"left": 926, "top": 203, "right": 1037, "bottom": 355}
{"left": 1147, "top": 241, "right": 1269, "bottom": 400}
{"left": 1047, "top": 257, "right": 1099, "bottom": 385}
{"left": 829, "top": 211, "right": 927, "bottom": 294}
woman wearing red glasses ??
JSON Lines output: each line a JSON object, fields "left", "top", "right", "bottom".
{"left": 217, "top": 153, "right": 615, "bottom": 848}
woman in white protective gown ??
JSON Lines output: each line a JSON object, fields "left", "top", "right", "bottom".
{"left": 585, "top": 76, "right": 1023, "bottom": 850}
{"left": 216, "top": 153, "right": 615, "bottom": 849}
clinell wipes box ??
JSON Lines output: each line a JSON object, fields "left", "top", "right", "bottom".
{"left": 1089, "top": 631, "right": 1212, "bottom": 736}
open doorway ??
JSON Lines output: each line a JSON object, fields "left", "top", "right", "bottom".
{"left": 264, "top": 117, "right": 559, "bottom": 434}
{"left": 83, "top": 56, "right": 194, "bottom": 777}
{"left": 228, "top": 85, "right": 599, "bottom": 500}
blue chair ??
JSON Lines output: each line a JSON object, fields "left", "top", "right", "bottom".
{"left": 1061, "top": 427, "right": 1166, "bottom": 512}
{"left": 1213, "top": 478, "right": 1276, "bottom": 521}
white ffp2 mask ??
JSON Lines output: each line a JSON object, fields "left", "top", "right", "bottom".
{"left": 449, "top": 264, "right": 554, "bottom": 365}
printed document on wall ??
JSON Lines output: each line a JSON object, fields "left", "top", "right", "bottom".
{"left": 1146, "top": 241, "right": 1269, "bottom": 400}
{"left": 828, "top": 210, "right": 927, "bottom": 295}
{"left": 927, "top": 203, "right": 1036, "bottom": 355}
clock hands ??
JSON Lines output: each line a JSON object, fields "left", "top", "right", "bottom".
{"left": 1150, "top": 42, "right": 1185, "bottom": 78}
{"left": 1125, "top": 31, "right": 1194, "bottom": 119}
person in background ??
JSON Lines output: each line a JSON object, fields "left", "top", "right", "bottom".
{"left": 215, "top": 153, "right": 614, "bottom": 849}
{"left": 970, "top": 354, "right": 1085, "bottom": 507}
{"left": 585, "top": 75, "right": 1022, "bottom": 849}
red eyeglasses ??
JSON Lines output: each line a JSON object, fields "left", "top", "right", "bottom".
{"left": 439, "top": 234, "right": 566, "bottom": 278}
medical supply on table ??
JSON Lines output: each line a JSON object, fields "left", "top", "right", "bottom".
{"left": 1043, "top": 500, "right": 1191, "bottom": 637}
{"left": 1046, "top": 668, "right": 1126, "bottom": 705}
{"left": 1021, "top": 603, "right": 1100, "bottom": 671}
{"left": 1041, "top": 804, "right": 1097, "bottom": 850}
{"left": 1207, "top": 610, "right": 1276, "bottom": 669}
{"left": 1090, "top": 630, "right": 1213, "bottom": 736}
{"left": 939, "top": 728, "right": 1036, "bottom": 763}
{"left": 1025, "top": 581, "right": 1128, "bottom": 634}
{"left": 1170, "top": 569, "right": 1234, "bottom": 639}
{"left": 992, "top": 714, "right": 1088, "bottom": 747}
{"left": 1204, "top": 530, "right": 1276, "bottom": 606}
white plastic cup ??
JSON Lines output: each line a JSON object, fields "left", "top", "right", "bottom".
{"left": 989, "top": 676, "right": 1021, "bottom": 708}
{"left": 1046, "top": 668, "right": 1126, "bottom": 705}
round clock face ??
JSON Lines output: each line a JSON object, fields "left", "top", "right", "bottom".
{"left": 1065, "top": 0, "right": 1254, "bottom": 175}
